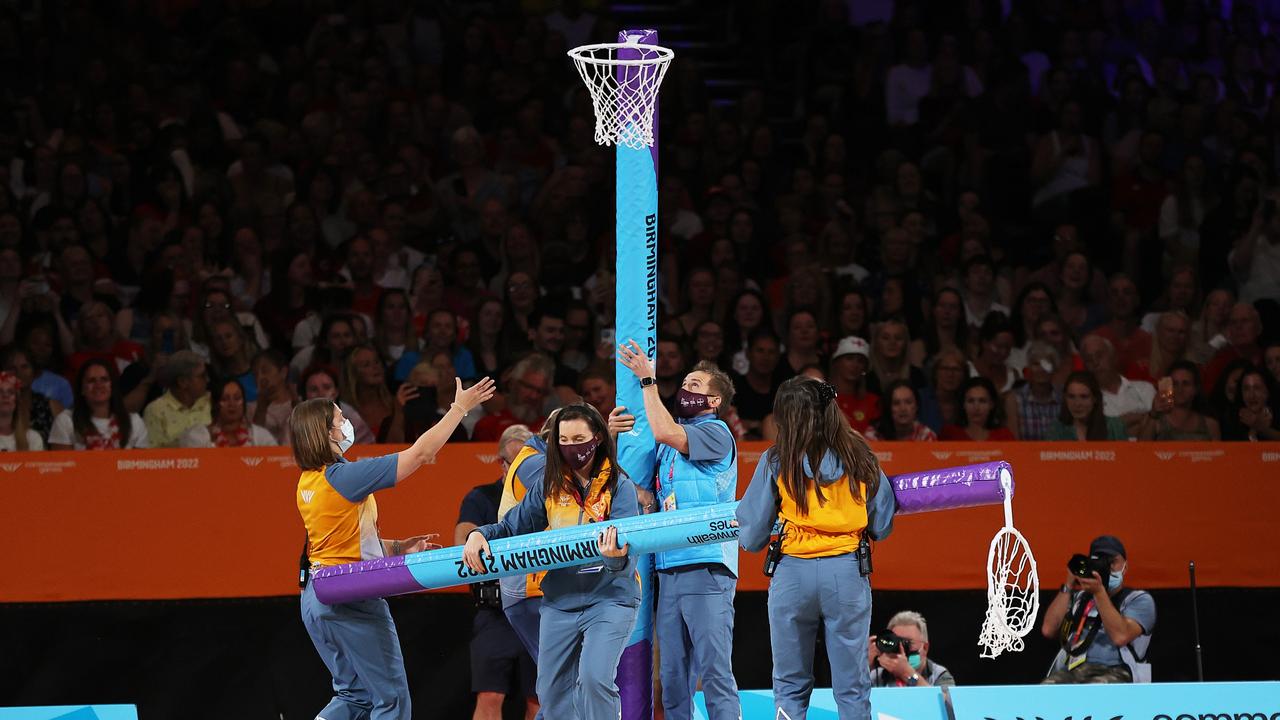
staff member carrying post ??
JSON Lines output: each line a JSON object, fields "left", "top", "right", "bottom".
{"left": 617, "top": 340, "right": 741, "bottom": 720}
{"left": 293, "top": 376, "right": 495, "bottom": 720}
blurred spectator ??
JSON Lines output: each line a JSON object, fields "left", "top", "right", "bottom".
{"left": 1128, "top": 311, "right": 1191, "bottom": 383}
{"left": 1266, "top": 342, "right": 1280, "bottom": 387}
{"left": 828, "top": 336, "right": 879, "bottom": 434}
{"left": 732, "top": 331, "right": 784, "bottom": 439}
{"left": 1048, "top": 371, "right": 1128, "bottom": 441}
{"left": 341, "top": 345, "right": 396, "bottom": 441}
{"left": 1137, "top": 361, "right": 1220, "bottom": 441}
{"left": 292, "top": 313, "right": 360, "bottom": 376}
{"left": 833, "top": 289, "right": 873, "bottom": 348}
{"left": 256, "top": 250, "right": 316, "bottom": 354}
{"left": 1139, "top": 265, "right": 1199, "bottom": 334}
{"left": 969, "top": 314, "right": 1017, "bottom": 394}
{"left": 473, "top": 353, "right": 553, "bottom": 442}
{"left": 1031, "top": 99, "right": 1102, "bottom": 237}
{"left": 48, "top": 359, "right": 149, "bottom": 450}
{"left": 247, "top": 350, "right": 296, "bottom": 445}
{"left": 1005, "top": 341, "right": 1064, "bottom": 441}
{"left": 66, "top": 300, "right": 146, "bottom": 381}
{"left": 578, "top": 365, "right": 616, "bottom": 419}
{"left": 654, "top": 337, "right": 690, "bottom": 412}
{"left": 468, "top": 298, "right": 512, "bottom": 381}
{"left": 424, "top": 308, "right": 478, "bottom": 383}
{"left": 940, "top": 376, "right": 1013, "bottom": 441}
{"left": 382, "top": 359, "right": 468, "bottom": 445}
{"left": 1081, "top": 335, "right": 1155, "bottom": 433}
{"left": 867, "top": 318, "right": 925, "bottom": 395}
{"left": 1158, "top": 155, "right": 1212, "bottom": 268}
{"left": 960, "top": 255, "right": 1009, "bottom": 328}
{"left": 1221, "top": 367, "right": 1280, "bottom": 441}
{"left": 1202, "top": 303, "right": 1265, "bottom": 393}
{"left": 1, "top": 347, "right": 61, "bottom": 443}
{"left": 783, "top": 310, "right": 824, "bottom": 377}
{"left": 1229, "top": 191, "right": 1280, "bottom": 305}
{"left": 1034, "top": 314, "right": 1083, "bottom": 388}
{"left": 208, "top": 318, "right": 259, "bottom": 402}
{"left": 142, "top": 351, "right": 211, "bottom": 448}
{"left": 1093, "top": 274, "right": 1152, "bottom": 371}
{"left": 911, "top": 287, "right": 968, "bottom": 369}
{"left": 1007, "top": 282, "right": 1056, "bottom": 373}
{"left": 761, "top": 364, "right": 824, "bottom": 441}
{"left": 180, "top": 379, "right": 275, "bottom": 448}
{"left": 726, "top": 289, "right": 770, "bottom": 376}
{"left": 0, "top": 371, "right": 43, "bottom": 451}
{"left": 1055, "top": 251, "right": 1106, "bottom": 336}
{"left": 691, "top": 320, "right": 725, "bottom": 367}
{"left": 299, "top": 365, "right": 374, "bottom": 446}
{"left": 373, "top": 290, "right": 422, "bottom": 385}
{"left": 865, "top": 380, "right": 936, "bottom": 442}
{"left": 187, "top": 283, "right": 271, "bottom": 363}
{"left": 919, "top": 347, "right": 966, "bottom": 433}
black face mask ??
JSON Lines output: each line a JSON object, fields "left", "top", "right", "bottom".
{"left": 675, "top": 388, "right": 712, "bottom": 418}
{"left": 559, "top": 436, "right": 600, "bottom": 470}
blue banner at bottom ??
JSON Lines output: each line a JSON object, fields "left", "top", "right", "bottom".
{"left": 0, "top": 707, "right": 138, "bottom": 720}
{"left": 694, "top": 682, "right": 1280, "bottom": 720}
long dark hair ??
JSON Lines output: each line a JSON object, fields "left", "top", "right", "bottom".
{"left": 1010, "top": 282, "right": 1057, "bottom": 347}
{"left": 769, "top": 376, "right": 880, "bottom": 517}
{"left": 541, "top": 403, "right": 622, "bottom": 504}
{"left": 960, "top": 375, "right": 1004, "bottom": 429}
{"left": 1059, "top": 370, "right": 1109, "bottom": 440}
{"left": 72, "top": 358, "right": 132, "bottom": 444}
{"left": 922, "top": 287, "right": 970, "bottom": 358}
{"left": 1222, "top": 367, "right": 1280, "bottom": 441}
{"left": 873, "top": 379, "right": 921, "bottom": 441}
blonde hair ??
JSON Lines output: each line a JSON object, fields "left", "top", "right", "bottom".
{"left": 870, "top": 318, "right": 912, "bottom": 386}
{"left": 290, "top": 398, "right": 338, "bottom": 470}
{"left": 341, "top": 344, "right": 392, "bottom": 411}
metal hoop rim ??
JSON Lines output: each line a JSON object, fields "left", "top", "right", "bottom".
{"left": 567, "top": 42, "right": 675, "bottom": 66}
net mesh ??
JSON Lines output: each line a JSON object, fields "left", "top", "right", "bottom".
{"left": 569, "top": 43, "right": 673, "bottom": 149}
{"left": 979, "top": 525, "right": 1040, "bottom": 658}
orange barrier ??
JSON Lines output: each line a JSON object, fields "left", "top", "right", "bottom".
{"left": 3, "top": 442, "right": 1277, "bottom": 602}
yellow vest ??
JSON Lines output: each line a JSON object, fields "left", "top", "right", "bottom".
{"left": 775, "top": 473, "right": 868, "bottom": 559}
{"left": 500, "top": 444, "right": 546, "bottom": 597}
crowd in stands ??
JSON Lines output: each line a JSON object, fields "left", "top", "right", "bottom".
{"left": 0, "top": 0, "right": 1278, "bottom": 453}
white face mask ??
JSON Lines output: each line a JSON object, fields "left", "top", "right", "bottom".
{"left": 333, "top": 408, "right": 355, "bottom": 454}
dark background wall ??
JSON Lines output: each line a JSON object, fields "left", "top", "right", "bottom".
{"left": 4, "top": 587, "right": 1277, "bottom": 719}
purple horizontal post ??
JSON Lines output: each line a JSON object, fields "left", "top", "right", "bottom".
{"left": 890, "top": 460, "right": 1012, "bottom": 515}
{"left": 310, "top": 555, "right": 417, "bottom": 605}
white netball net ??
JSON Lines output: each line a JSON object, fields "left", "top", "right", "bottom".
{"left": 568, "top": 40, "right": 673, "bottom": 149}
{"left": 979, "top": 469, "right": 1040, "bottom": 658}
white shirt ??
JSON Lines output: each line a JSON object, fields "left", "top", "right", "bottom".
{"left": 48, "top": 410, "right": 150, "bottom": 449}
{"left": 1102, "top": 376, "right": 1156, "bottom": 418}
{"left": 964, "top": 298, "right": 1011, "bottom": 328}
{"left": 1230, "top": 234, "right": 1280, "bottom": 305}
{"left": 0, "top": 429, "right": 45, "bottom": 451}
{"left": 967, "top": 361, "right": 1018, "bottom": 394}
{"left": 179, "top": 423, "right": 278, "bottom": 448}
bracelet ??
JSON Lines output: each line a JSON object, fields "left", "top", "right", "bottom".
{"left": 1060, "top": 583, "right": 1072, "bottom": 594}
{"left": 450, "top": 402, "right": 468, "bottom": 417}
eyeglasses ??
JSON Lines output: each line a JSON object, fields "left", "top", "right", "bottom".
{"left": 204, "top": 302, "right": 232, "bottom": 310}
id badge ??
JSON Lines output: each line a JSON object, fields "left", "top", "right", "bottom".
{"left": 663, "top": 491, "right": 677, "bottom": 512}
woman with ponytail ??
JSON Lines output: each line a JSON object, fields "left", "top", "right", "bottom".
{"left": 737, "top": 376, "right": 897, "bottom": 719}
{"left": 463, "top": 403, "right": 642, "bottom": 719}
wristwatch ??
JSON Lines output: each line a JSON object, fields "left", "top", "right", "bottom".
{"left": 640, "top": 376, "right": 656, "bottom": 387}
{"left": 1061, "top": 583, "right": 1072, "bottom": 594}
{"left": 906, "top": 673, "right": 920, "bottom": 686}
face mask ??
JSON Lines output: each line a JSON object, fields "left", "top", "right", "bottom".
{"left": 559, "top": 437, "right": 600, "bottom": 471}
{"left": 1108, "top": 564, "right": 1125, "bottom": 592}
{"left": 907, "top": 653, "right": 923, "bottom": 670}
{"left": 335, "top": 417, "right": 355, "bottom": 454}
{"left": 675, "top": 388, "right": 711, "bottom": 418}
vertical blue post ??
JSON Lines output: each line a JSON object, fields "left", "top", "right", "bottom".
{"left": 614, "top": 27, "right": 660, "bottom": 720}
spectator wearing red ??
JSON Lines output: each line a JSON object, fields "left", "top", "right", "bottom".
{"left": 65, "top": 300, "right": 145, "bottom": 382}
{"left": 339, "top": 235, "right": 385, "bottom": 318}
{"left": 1202, "top": 303, "right": 1265, "bottom": 394}
{"left": 828, "top": 336, "right": 879, "bottom": 434}
{"left": 1093, "top": 273, "right": 1152, "bottom": 372}
{"left": 472, "top": 353, "right": 552, "bottom": 442}
{"left": 940, "top": 376, "right": 1014, "bottom": 441}
{"left": 1127, "top": 311, "right": 1190, "bottom": 384}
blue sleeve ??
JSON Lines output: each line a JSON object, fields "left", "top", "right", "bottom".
{"left": 683, "top": 420, "right": 735, "bottom": 463}
{"left": 478, "top": 476, "right": 549, "bottom": 541}
{"left": 514, "top": 453, "right": 546, "bottom": 491}
{"left": 865, "top": 469, "right": 896, "bottom": 541}
{"left": 326, "top": 454, "right": 398, "bottom": 503}
{"left": 602, "top": 477, "right": 640, "bottom": 571}
{"left": 454, "top": 348, "right": 477, "bottom": 380}
{"left": 1122, "top": 591, "right": 1156, "bottom": 635}
{"left": 457, "top": 488, "right": 496, "bottom": 526}
{"left": 735, "top": 450, "right": 779, "bottom": 552}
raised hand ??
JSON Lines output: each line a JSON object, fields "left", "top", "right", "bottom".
{"left": 454, "top": 376, "right": 497, "bottom": 413}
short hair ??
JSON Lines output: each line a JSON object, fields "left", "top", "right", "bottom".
{"left": 498, "top": 424, "right": 533, "bottom": 460}
{"left": 887, "top": 610, "right": 930, "bottom": 642}
{"left": 691, "top": 360, "right": 735, "bottom": 410}
{"left": 253, "top": 348, "right": 288, "bottom": 370}
{"left": 578, "top": 364, "right": 615, "bottom": 388}
{"left": 527, "top": 302, "right": 566, "bottom": 330}
{"left": 1025, "top": 340, "right": 1061, "bottom": 370}
{"left": 507, "top": 352, "right": 555, "bottom": 390}
{"left": 162, "top": 350, "right": 205, "bottom": 387}
{"left": 290, "top": 398, "right": 339, "bottom": 470}
{"left": 746, "top": 328, "right": 779, "bottom": 350}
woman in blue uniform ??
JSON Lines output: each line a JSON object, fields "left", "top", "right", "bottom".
{"left": 463, "top": 402, "right": 641, "bottom": 719}
{"left": 737, "top": 376, "right": 897, "bottom": 720}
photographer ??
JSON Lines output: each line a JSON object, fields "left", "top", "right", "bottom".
{"left": 454, "top": 425, "right": 540, "bottom": 720}
{"left": 867, "top": 611, "right": 955, "bottom": 688}
{"left": 1040, "top": 535, "right": 1156, "bottom": 684}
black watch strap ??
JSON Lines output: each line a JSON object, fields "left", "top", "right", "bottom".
{"left": 640, "top": 376, "right": 656, "bottom": 387}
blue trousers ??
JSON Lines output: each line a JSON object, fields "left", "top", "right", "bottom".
{"left": 537, "top": 600, "right": 639, "bottom": 719}
{"left": 767, "top": 553, "right": 872, "bottom": 720}
{"left": 503, "top": 596, "right": 543, "bottom": 663}
{"left": 301, "top": 581, "right": 411, "bottom": 720}
{"left": 657, "top": 565, "right": 740, "bottom": 720}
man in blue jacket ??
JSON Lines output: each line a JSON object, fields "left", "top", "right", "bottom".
{"left": 618, "top": 340, "right": 741, "bottom": 720}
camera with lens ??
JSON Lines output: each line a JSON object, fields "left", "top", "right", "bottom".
{"left": 1067, "top": 553, "right": 1112, "bottom": 580}
{"left": 875, "top": 630, "right": 909, "bottom": 655}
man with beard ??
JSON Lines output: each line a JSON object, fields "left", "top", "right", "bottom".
{"left": 473, "top": 353, "right": 553, "bottom": 442}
